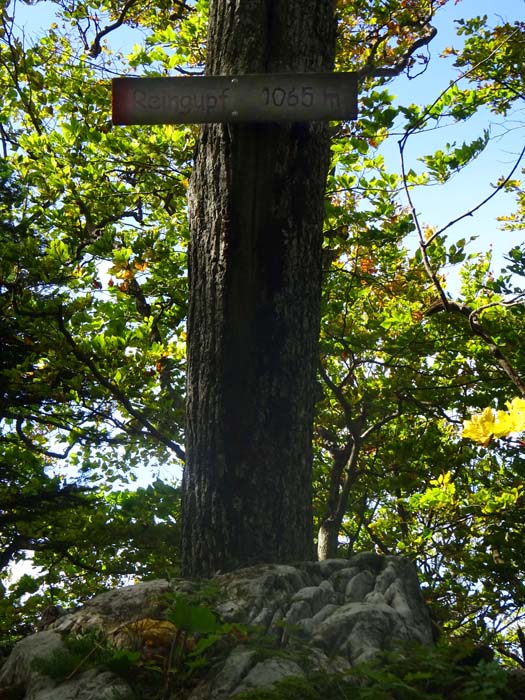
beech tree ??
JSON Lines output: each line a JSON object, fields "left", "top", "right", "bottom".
{"left": 182, "top": 1, "right": 337, "bottom": 577}
{"left": 181, "top": 0, "right": 442, "bottom": 576}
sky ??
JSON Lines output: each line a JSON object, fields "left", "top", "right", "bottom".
{"left": 378, "top": 0, "right": 525, "bottom": 291}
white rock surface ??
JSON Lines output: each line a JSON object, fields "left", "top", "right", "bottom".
{"left": 0, "top": 553, "right": 434, "bottom": 699}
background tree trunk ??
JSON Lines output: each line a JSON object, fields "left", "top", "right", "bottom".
{"left": 182, "top": 0, "right": 336, "bottom": 577}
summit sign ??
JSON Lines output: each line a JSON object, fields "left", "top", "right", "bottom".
{"left": 112, "top": 73, "right": 358, "bottom": 125}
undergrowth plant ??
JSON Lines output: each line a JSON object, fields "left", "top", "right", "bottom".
{"left": 32, "top": 595, "right": 247, "bottom": 700}
{"left": 234, "top": 639, "right": 519, "bottom": 700}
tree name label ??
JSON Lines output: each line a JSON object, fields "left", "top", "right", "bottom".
{"left": 112, "top": 73, "right": 358, "bottom": 124}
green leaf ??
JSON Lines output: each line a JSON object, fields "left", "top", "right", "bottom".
{"left": 167, "top": 599, "right": 219, "bottom": 635}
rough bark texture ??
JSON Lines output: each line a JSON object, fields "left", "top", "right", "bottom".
{"left": 183, "top": 0, "right": 336, "bottom": 577}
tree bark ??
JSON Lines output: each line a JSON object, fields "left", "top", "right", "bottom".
{"left": 317, "top": 519, "right": 340, "bottom": 561}
{"left": 317, "top": 438, "right": 361, "bottom": 560}
{"left": 182, "top": 0, "right": 336, "bottom": 577}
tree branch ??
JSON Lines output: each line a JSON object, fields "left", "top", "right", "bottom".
{"left": 426, "top": 142, "right": 525, "bottom": 246}
{"left": 318, "top": 360, "right": 353, "bottom": 426}
{"left": 356, "top": 27, "right": 437, "bottom": 80}
{"left": 88, "top": 0, "right": 138, "bottom": 58}
{"left": 15, "top": 416, "right": 77, "bottom": 459}
{"left": 425, "top": 300, "right": 525, "bottom": 396}
{"left": 56, "top": 311, "right": 186, "bottom": 461}
{"left": 396, "top": 25, "right": 525, "bottom": 399}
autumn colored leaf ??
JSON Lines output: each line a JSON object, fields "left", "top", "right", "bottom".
{"left": 463, "top": 398, "right": 525, "bottom": 445}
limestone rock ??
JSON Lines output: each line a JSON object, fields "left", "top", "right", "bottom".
{"left": 234, "top": 657, "right": 306, "bottom": 695}
{"left": 0, "top": 554, "right": 434, "bottom": 699}
{"left": 25, "top": 669, "right": 133, "bottom": 700}
{"left": 47, "top": 578, "right": 175, "bottom": 637}
{"left": 0, "top": 631, "right": 65, "bottom": 690}
{"left": 195, "top": 554, "right": 433, "bottom": 698}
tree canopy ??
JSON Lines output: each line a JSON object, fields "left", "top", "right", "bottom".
{"left": 1, "top": 0, "right": 525, "bottom": 665}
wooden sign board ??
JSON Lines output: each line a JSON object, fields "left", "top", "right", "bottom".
{"left": 112, "top": 73, "right": 358, "bottom": 125}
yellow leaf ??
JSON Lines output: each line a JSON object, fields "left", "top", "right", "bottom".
{"left": 462, "top": 407, "right": 495, "bottom": 446}
{"left": 508, "top": 397, "right": 525, "bottom": 411}
{"left": 506, "top": 397, "right": 525, "bottom": 432}
{"left": 493, "top": 411, "right": 519, "bottom": 438}
{"left": 429, "top": 471, "right": 455, "bottom": 492}
{"left": 424, "top": 225, "right": 436, "bottom": 241}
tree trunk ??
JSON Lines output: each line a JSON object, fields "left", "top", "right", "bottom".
{"left": 317, "top": 519, "right": 340, "bottom": 561}
{"left": 182, "top": 0, "right": 336, "bottom": 578}
{"left": 317, "top": 438, "right": 361, "bottom": 560}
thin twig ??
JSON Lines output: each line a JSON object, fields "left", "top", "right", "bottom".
{"left": 65, "top": 641, "right": 105, "bottom": 681}
{"left": 399, "top": 139, "right": 449, "bottom": 308}
{"left": 15, "top": 417, "right": 77, "bottom": 459}
{"left": 425, "top": 301, "right": 525, "bottom": 396}
{"left": 56, "top": 312, "right": 186, "bottom": 460}
{"left": 398, "top": 23, "right": 525, "bottom": 323}
{"left": 400, "top": 25, "right": 522, "bottom": 137}
{"left": 426, "top": 142, "right": 525, "bottom": 246}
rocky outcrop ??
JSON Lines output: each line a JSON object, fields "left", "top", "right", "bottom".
{"left": 0, "top": 553, "right": 434, "bottom": 699}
